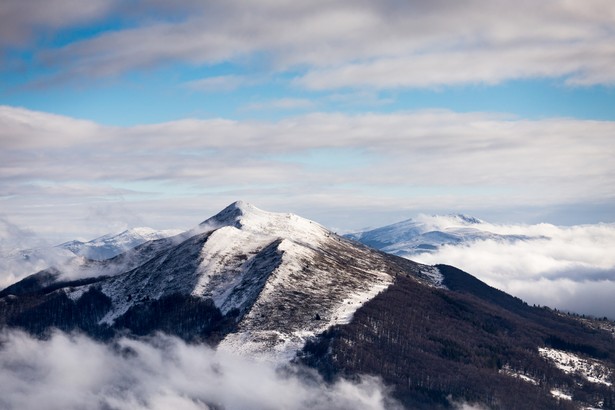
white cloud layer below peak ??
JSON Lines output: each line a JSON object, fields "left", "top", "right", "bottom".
{"left": 409, "top": 218, "right": 615, "bottom": 319}
{"left": 0, "top": 331, "right": 401, "bottom": 410}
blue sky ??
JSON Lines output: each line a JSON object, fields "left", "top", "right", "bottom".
{"left": 1, "top": 0, "right": 615, "bottom": 243}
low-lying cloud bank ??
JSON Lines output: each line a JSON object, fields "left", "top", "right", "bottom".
{"left": 0, "top": 331, "right": 401, "bottom": 410}
{"left": 410, "top": 218, "right": 615, "bottom": 319}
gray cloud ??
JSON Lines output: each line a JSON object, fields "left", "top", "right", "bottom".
{"left": 0, "top": 0, "right": 117, "bottom": 49}
{"left": 6, "top": 0, "right": 615, "bottom": 88}
{"left": 184, "top": 75, "right": 262, "bottom": 92}
{"left": 0, "top": 331, "right": 401, "bottom": 410}
{"left": 0, "top": 217, "right": 44, "bottom": 253}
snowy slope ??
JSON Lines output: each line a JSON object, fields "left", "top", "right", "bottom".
{"left": 346, "top": 214, "right": 538, "bottom": 257}
{"left": 539, "top": 347, "right": 612, "bottom": 386}
{"left": 59, "top": 201, "right": 441, "bottom": 361}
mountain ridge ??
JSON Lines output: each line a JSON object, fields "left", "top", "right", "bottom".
{"left": 59, "top": 226, "right": 183, "bottom": 260}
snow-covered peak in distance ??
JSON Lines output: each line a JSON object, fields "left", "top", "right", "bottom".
{"left": 346, "top": 213, "right": 535, "bottom": 257}
{"left": 59, "top": 227, "right": 183, "bottom": 260}
{"left": 6, "top": 227, "right": 186, "bottom": 288}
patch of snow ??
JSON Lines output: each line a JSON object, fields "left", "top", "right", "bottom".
{"left": 539, "top": 347, "right": 612, "bottom": 386}
{"left": 499, "top": 365, "right": 539, "bottom": 385}
{"left": 550, "top": 389, "right": 572, "bottom": 401}
{"left": 192, "top": 226, "right": 278, "bottom": 313}
{"left": 328, "top": 279, "right": 390, "bottom": 326}
{"left": 185, "top": 201, "right": 328, "bottom": 243}
{"left": 217, "top": 331, "right": 309, "bottom": 364}
{"left": 419, "top": 266, "right": 446, "bottom": 288}
{"left": 65, "top": 286, "right": 88, "bottom": 301}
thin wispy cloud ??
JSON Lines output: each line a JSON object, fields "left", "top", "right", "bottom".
{"left": 295, "top": 45, "right": 615, "bottom": 89}
{"left": 243, "top": 98, "right": 316, "bottom": 111}
{"left": 184, "top": 75, "right": 260, "bottom": 92}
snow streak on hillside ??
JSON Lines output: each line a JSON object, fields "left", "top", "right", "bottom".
{"left": 539, "top": 347, "right": 612, "bottom": 386}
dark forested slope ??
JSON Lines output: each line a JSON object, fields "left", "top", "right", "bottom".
{"left": 300, "top": 267, "right": 615, "bottom": 409}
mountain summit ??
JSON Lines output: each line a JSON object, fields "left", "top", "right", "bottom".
{"left": 200, "top": 200, "right": 259, "bottom": 228}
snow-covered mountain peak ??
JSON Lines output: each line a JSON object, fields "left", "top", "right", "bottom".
{"left": 200, "top": 201, "right": 264, "bottom": 228}
{"left": 346, "top": 213, "right": 542, "bottom": 258}
{"left": 91, "top": 227, "right": 182, "bottom": 245}
{"left": 199, "top": 201, "right": 328, "bottom": 245}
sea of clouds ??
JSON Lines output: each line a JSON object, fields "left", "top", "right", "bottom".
{"left": 410, "top": 216, "right": 615, "bottom": 319}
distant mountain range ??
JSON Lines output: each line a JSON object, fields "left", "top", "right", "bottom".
{"left": 0, "top": 202, "right": 613, "bottom": 409}
{"left": 58, "top": 227, "right": 183, "bottom": 260}
{"left": 346, "top": 214, "right": 541, "bottom": 257}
